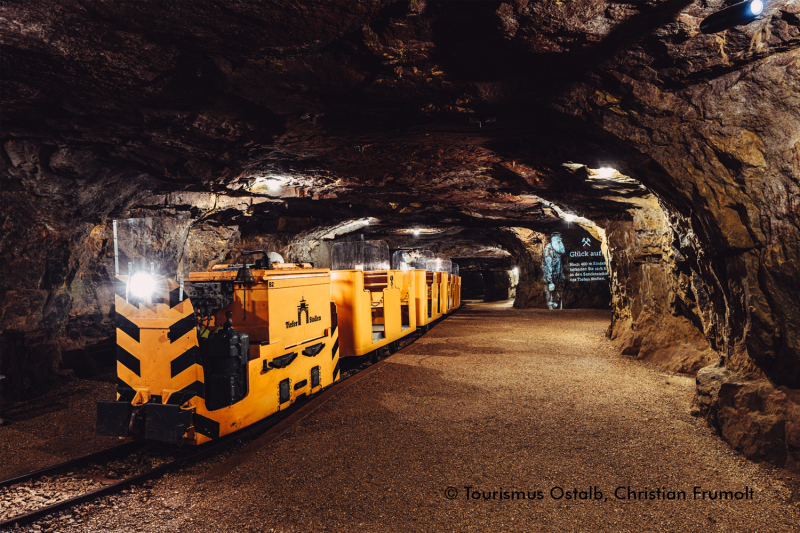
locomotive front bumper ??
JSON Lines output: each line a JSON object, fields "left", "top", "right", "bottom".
{"left": 97, "top": 401, "right": 192, "bottom": 443}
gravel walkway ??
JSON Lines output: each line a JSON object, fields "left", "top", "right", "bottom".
{"left": 6, "top": 302, "right": 799, "bottom": 532}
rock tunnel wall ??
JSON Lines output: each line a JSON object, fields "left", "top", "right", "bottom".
{"left": 560, "top": 30, "right": 800, "bottom": 389}
{"left": 604, "top": 198, "right": 717, "bottom": 375}
{"left": 554, "top": 30, "right": 800, "bottom": 468}
{"left": 600, "top": 192, "right": 800, "bottom": 469}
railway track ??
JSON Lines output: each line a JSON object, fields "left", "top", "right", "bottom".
{"left": 0, "top": 315, "right": 448, "bottom": 530}
{"left": 0, "top": 404, "right": 295, "bottom": 530}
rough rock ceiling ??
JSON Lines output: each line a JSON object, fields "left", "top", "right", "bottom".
{"left": 2, "top": 0, "right": 800, "bottom": 391}
{"left": 2, "top": 0, "right": 695, "bottom": 231}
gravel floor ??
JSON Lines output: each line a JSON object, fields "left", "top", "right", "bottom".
{"left": 0, "top": 377, "right": 118, "bottom": 480}
{"left": 5, "top": 302, "right": 799, "bottom": 532}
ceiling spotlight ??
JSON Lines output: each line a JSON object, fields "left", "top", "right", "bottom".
{"left": 413, "top": 229, "right": 421, "bottom": 235}
{"left": 593, "top": 167, "right": 616, "bottom": 179}
{"left": 251, "top": 175, "right": 287, "bottom": 194}
{"left": 564, "top": 214, "right": 576, "bottom": 222}
{"left": 700, "top": 0, "right": 764, "bottom": 34}
{"left": 512, "top": 267, "right": 519, "bottom": 276}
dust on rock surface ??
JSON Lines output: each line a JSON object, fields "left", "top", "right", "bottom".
{"left": 6, "top": 303, "right": 800, "bottom": 532}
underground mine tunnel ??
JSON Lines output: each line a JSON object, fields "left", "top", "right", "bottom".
{"left": 1, "top": 1, "right": 799, "bottom": 531}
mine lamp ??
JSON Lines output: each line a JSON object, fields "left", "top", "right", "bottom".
{"left": 129, "top": 271, "right": 157, "bottom": 299}
{"left": 700, "top": 0, "right": 764, "bottom": 34}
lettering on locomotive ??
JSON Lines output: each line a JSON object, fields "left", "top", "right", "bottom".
{"left": 287, "top": 297, "right": 322, "bottom": 328}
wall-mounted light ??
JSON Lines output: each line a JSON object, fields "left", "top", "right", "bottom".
{"left": 700, "top": 0, "right": 764, "bottom": 34}
{"left": 251, "top": 175, "right": 287, "bottom": 194}
{"left": 512, "top": 267, "right": 519, "bottom": 276}
{"left": 265, "top": 179, "right": 283, "bottom": 193}
{"left": 413, "top": 229, "right": 421, "bottom": 235}
{"left": 564, "top": 214, "right": 576, "bottom": 222}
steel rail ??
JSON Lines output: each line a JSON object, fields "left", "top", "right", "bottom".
{"left": 0, "top": 405, "right": 295, "bottom": 530}
{"left": 0, "top": 440, "right": 146, "bottom": 490}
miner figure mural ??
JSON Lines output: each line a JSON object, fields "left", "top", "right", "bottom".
{"left": 543, "top": 232, "right": 566, "bottom": 309}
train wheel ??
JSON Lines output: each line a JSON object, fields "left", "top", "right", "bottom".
{"left": 369, "top": 350, "right": 379, "bottom": 363}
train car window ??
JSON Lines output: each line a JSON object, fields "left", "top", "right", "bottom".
{"left": 331, "top": 241, "right": 390, "bottom": 271}
{"left": 392, "top": 249, "right": 433, "bottom": 271}
{"left": 428, "top": 256, "right": 451, "bottom": 273}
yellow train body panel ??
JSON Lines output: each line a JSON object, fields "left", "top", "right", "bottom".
{"left": 185, "top": 336, "right": 338, "bottom": 444}
{"left": 411, "top": 270, "right": 441, "bottom": 326}
{"left": 438, "top": 273, "right": 451, "bottom": 315}
{"left": 394, "top": 269, "right": 417, "bottom": 333}
{"left": 445, "top": 274, "right": 460, "bottom": 311}
{"left": 330, "top": 269, "right": 415, "bottom": 357}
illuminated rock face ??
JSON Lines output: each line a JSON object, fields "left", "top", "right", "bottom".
{"left": 604, "top": 197, "right": 717, "bottom": 375}
{"left": 1, "top": 0, "right": 799, "bottom": 467}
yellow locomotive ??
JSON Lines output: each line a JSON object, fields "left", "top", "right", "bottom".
{"left": 97, "top": 223, "right": 459, "bottom": 445}
{"left": 97, "top": 252, "right": 339, "bottom": 444}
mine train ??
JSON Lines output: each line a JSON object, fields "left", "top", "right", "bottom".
{"left": 97, "top": 242, "right": 460, "bottom": 445}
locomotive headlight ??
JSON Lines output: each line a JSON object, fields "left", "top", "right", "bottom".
{"left": 129, "top": 271, "right": 156, "bottom": 299}
{"left": 700, "top": 0, "right": 765, "bottom": 34}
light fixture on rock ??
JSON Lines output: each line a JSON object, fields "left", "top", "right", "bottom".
{"left": 700, "top": 0, "right": 764, "bottom": 34}
{"left": 251, "top": 175, "right": 287, "bottom": 194}
{"left": 592, "top": 167, "right": 616, "bottom": 179}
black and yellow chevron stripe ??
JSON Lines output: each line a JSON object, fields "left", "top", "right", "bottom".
{"left": 331, "top": 301, "right": 341, "bottom": 384}
{"left": 113, "top": 276, "right": 217, "bottom": 437}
